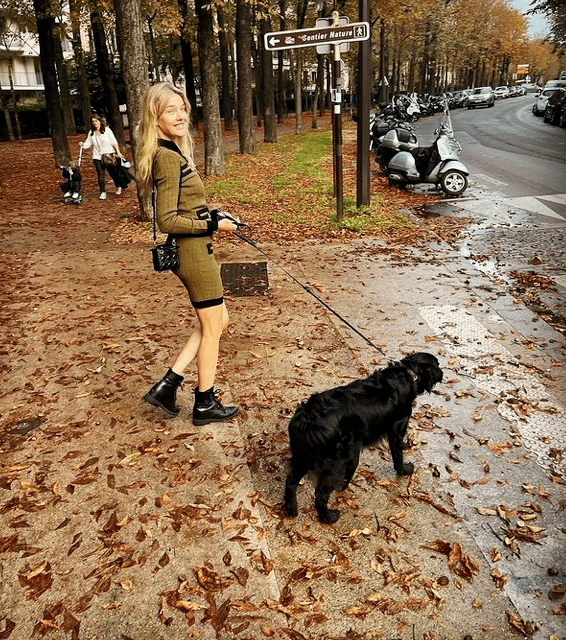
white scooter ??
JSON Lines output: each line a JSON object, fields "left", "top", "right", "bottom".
{"left": 384, "top": 102, "right": 469, "bottom": 196}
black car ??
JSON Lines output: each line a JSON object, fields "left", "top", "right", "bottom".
{"left": 543, "top": 88, "right": 566, "bottom": 126}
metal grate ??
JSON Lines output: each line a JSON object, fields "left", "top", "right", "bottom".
{"left": 221, "top": 261, "right": 269, "bottom": 297}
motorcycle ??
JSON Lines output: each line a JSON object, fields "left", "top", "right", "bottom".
{"left": 382, "top": 103, "right": 469, "bottom": 196}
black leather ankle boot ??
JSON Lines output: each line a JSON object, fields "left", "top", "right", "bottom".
{"left": 144, "top": 369, "right": 184, "bottom": 416}
{"left": 192, "top": 387, "right": 239, "bottom": 426}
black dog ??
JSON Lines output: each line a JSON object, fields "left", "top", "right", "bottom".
{"left": 284, "top": 352, "right": 443, "bottom": 524}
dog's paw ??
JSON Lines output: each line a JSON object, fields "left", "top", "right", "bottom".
{"left": 319, "top": 509, "right": 340, "bottom": 524}
{"left": 285, "top": 503, "right": 298, "bottom": 517}
{"left": 397, "top": 462, "right": 414, "bottom": 476}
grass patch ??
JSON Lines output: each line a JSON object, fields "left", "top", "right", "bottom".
{"left": 332, "top": 197, "right": 413, "bottom": 233}
{"left": 202, "top": 123, "right": 436, "bottom": 243}
{"left": 205, "top": 176, "right": 247, "bottom": 201}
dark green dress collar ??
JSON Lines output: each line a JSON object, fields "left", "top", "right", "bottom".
{"left": 158, "top": 138, "right": 185, "bottom": 158}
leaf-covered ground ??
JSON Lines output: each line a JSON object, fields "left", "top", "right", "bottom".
{"left": 1, "top": 124, "right": 559, "bottom": 640}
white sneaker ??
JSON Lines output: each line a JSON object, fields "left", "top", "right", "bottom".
{"left": 72, "top": 193, "right": 79, "bottom": 199}
{"left": 63, "top": 191, "right": 71, "bottom": 198}
{"left": 99, "top": 192, "right": 107, "bottom": 200}
{"left": 116, "top": 187, "right": 122, "bottom": 195}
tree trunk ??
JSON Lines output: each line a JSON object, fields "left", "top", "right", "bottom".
{"left": 6, "top": 58, "right": 22, "bottom": 139}
{"left": 114, "top": 0, "right": 151, "bottom": 219}
{"left": 217, "top": 6, "right": 234, "bottom": 131}
{"left": 53, "top": 28, "right": 76, "bottom": 134}
{"left": 235, "top": 0, "right": 256, "bottom": 154}
{"left": 259, "top": 17, "right": 276, "bottom": 142}
{"left": 90, "top": 9, "right": 125, "bottom": 149}
{"left": 379, "top": 20, "right": 388, "bottom": 102}
{"left": 293, "top": 0, "right": 307, "bottom": 133}
{"left": 253, "top": 20, "right": 263, "bottom": 128}
{"left": 311, "top": 53, "right": 324, "bottom": 128}
{"left": 33, "top": 0, "right": 70, "bottom": 166}
{"left": 1, "top": 94, "right": 15, "bottom": 141}
{"left": 177, "top": 0, "right": 198, "bottom": 128}
{"left": 69, "top": 0, "right": 92, "bottom": 133}
{"left": 276, "top": 0, "right": 286, "bottom": 122}
{"left": 276, "top": 51, "right": 285, "bottom": 122}
{"left": 195, "top": 0, "right": 225, "bottom": 174}
{"left": 147, "top": 12, "right": 161, "bottom": 82}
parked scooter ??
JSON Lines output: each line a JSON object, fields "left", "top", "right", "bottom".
{"left": 369, "top": 109, "right": 404, "bottom": 152}
{"left": 406, "top": 93, "right": 421, "bottom": 121}
{"left": 375, "top": 122, "right": 418, "bottom": 173}
{"left": 382, "top": 101, "right": 469, "bottom": 196}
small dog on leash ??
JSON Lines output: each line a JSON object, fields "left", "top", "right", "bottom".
{"left": 59, "top": 165, "right": 82, "bottom": 204}
{"left": 284, "top": 352, "right": 444, "bottom": 523}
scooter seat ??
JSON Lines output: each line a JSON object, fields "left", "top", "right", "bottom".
{"left": 397, "top": 129, "right": 413, "bottom": 143}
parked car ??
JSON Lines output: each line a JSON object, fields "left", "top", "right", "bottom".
{"left": 494, "top": 86, "right": 510, "bottom": 99}
{"left": 466, "top": 86, "right": 495, "bottom": 108}
{"left": 533, "top": 88, "right": 559, "bottom": 116}
{"left": 544, "top": 80, "right": 566, "bottom": 90}
{"left": 543, "top": 88, "right": 566, "bottom": 126}
{"left": 522, "top": 83, "right": 541, "bottom": 93}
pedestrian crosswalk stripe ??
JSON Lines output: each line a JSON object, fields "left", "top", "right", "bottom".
{"left": 504, "top": 195, "right": 566, "bottom": 220}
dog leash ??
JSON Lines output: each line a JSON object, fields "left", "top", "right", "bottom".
{"left": 229, "top": 225, "right": 389, "bottom": 357}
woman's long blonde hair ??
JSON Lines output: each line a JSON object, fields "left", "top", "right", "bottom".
{"left": 136, "top": 82, "right": 194, "bottom": 193}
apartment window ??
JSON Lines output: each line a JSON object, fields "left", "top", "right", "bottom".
{"left": 34, "top": 58, "right": 43, "bottom": 85}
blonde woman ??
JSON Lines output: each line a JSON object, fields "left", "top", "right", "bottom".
{"left": 137, "top": 82, "right": 239, "bottom": 426}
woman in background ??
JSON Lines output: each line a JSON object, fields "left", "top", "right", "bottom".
{"left": 81, "top": 115, "right": 123, "bottom": 200}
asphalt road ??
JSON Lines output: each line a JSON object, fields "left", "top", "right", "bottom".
{"left": 414, "top": 94, "right": 566, "bottom": 218}
{"left": 406, "top": 94, "right": 566, "bottom": 339}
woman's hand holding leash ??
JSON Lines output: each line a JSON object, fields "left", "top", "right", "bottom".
{"left": 218, "top": 218, "right": 239, "bottom": 232}
{"left": 211, "top": 209, "right": 250, "bottom": 233}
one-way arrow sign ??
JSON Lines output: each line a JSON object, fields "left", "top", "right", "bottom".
{"left": 264, "top": 21, "right": 370, "bottom": 52}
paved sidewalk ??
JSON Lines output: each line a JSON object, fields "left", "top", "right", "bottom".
{"left": 0, "top": 130, "right": 565, "bottom": 640}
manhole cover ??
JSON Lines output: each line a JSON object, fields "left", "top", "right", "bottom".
{"left": 221, "top": 262, "right": 269, "bottom": 297}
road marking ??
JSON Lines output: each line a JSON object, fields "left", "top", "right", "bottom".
{"left": 419, "top": 304, "right": 566, "bottom": 470}
{"left": 538, "top": 193, "right": 566, "bottom": 205}
{"left": 505, "top": 195, "right": 566, "bottom": 220}
{"left": 475, "top": 173, "right": 508, "bottom": 186}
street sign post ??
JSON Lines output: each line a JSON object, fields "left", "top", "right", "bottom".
{"left": 263, "top": 21, "right": 369, "bottom": 52}
{"left": 264, "top": 15, "right": 370, "bottom": 222}
{"left": 315, "top": 16, "right": 351, "bottom": 54}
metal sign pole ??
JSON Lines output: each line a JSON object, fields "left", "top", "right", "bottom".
{"left": 331, "top": 11, "right": 343, "bottom": 223}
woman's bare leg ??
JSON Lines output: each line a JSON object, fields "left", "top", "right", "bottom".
{"left": 171, "top": 303, "right": 229, "bottom": 384}
{"left": 194, "top": 303, "right": 229, "bottom": 390}
{"left": 171, "top": 327, "right": 202, "bottom": 375}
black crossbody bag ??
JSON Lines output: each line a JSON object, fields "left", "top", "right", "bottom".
{"left": 151, "top": 189, "right": 180, "bottom": 272}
